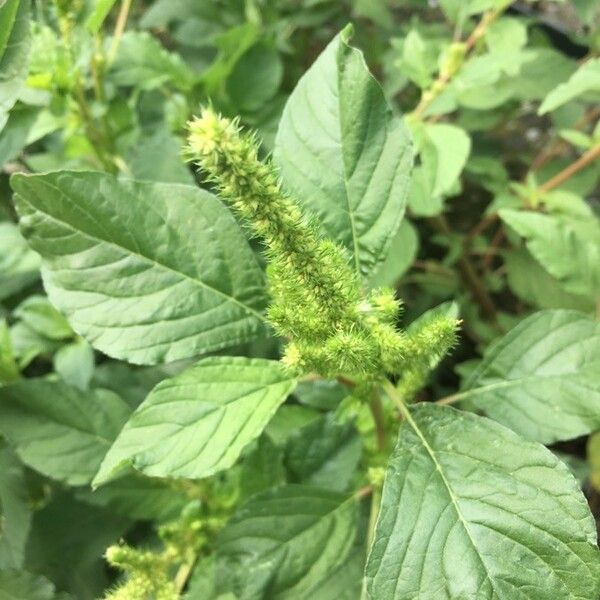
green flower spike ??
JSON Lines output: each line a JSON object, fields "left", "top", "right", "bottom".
{"left": 186, "top": 107, "right": 458, "bottom": 382}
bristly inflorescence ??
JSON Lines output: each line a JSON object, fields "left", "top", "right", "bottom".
{"left": 186, "top": 107, "right": 458, "bottom": 381}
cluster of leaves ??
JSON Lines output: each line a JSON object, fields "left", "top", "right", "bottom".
{"left": 1, "top": 0, "right": 600, "bottom": 598}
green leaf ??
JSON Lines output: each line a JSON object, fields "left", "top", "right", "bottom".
{"left": 108, "top": 31, "right": 194, "bottom": 91}
{"left": 0, "top": 570, "right": 56, "bottom": 600}
{"left": 421, "top": 122, "right": 471, "bottom": 197}
{"left": 539, "top": 58, "right": 600, "bottom": 114}
{"left": 125, "top": 127, "right": 194, "bottom": 185}
{"left": 505, "top": 249, "right": 595, "bottom": 312}
{"left": 366, "top": 403, "right": 600, "bottom": 599}
{"left": 0, "top": 0, "right": 30, "bottom": 126}
{"left": 285, "top": 414, "right": 361, "bottom": 492}
{"left": 8, "top": 322, "right": 60, "bottom": 370}
{"left": 456, "top": 310, "right": 600, "bottom": 444}
{"left": 367, "top": 219, "right": 418, "bottom": 289}
{"left": 0, "top": 321, "right": 19, "bottom": 384}
{"left": 0, "top": 105, "right": 37, "bottom": 167}
{"left": 226, "top": 42, "right": 283, "bottom": 113}
{"left": 75, "top": 474, "right": 189, "bottom": 522}
{"left": 11, "top": 171, "right": 268, "bottom": 365}
{"left": 0, "top": 222, "right": 40, "bottom": 302}
{"left": 53, "top": 339, "right": 94, "bottom": 390}
{"left": 14, "top": 296, "right": 73, "bottom": 341}
{"left": 0, "top": 449, "right": 30, "bottom": 570}
{"left": 0, "top": 379, "right": 130, "bottom": 485}
{"left": 237, "top": 435, "right": 286, "bottom": 500}
{"left": 274, "top": 26, "right": 413, "bottom": 280}
{"left": 217, "top": 485, "right": 357, "bottom": 599}
{"left": 500, "top": 208, "right": 600, "bottom": 300}
{"left": 26, "top": 493, "right": 128, "bottom": 599}
{"left": 94, "top": 357, "right": 296, "bottom": 486}
{"left": 85, "top": 0, "right": 117, "bottom": 34}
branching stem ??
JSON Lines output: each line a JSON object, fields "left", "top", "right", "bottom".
{"left": 538, "top": 143, "right": 600, "bottom": 194}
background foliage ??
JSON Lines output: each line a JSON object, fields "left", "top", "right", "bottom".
{"left": 1, "top": 0, "right": 600, "bottom": 598}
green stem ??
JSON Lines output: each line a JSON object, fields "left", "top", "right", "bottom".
{"left": 108, "top": 0, "right": 133, "bottom": 64}
{"left": 381, "top": 378, "right": 406, "bottom": 415}
{"left": 366, "top": 484, "right": 382, "bottom": 551}
{"left": 410, "top": 8, "right": 504, "bottom": 119}
{"left": 369, "top": 395, "right": 386, "bottom": 451}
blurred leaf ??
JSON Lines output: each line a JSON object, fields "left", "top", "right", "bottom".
{"left": 76, "top": 474, "right": 189, "bottom": 523}
{"left": 14, "top": 295, "right": 73, "bottom": 341}
{"left": 85, "top": 0, "right": 118, "bottom": 34}
{"left": 0, "top": 379, "right": 130, "bottom": 485}
{"left": 26, "top": 493, "right": 129, "bottom": 600}
{"left": 0, "top": 222, "right": 40, "bottom": 302}
{"left": 53, "top": 339, "right": 94, "bottom": 390}
{"left": 0, "top": 0, "right": 31, "bottom": 128}
{"left": 0, "top": 570, "right": 58, "bottom": 600}
{"left": 505, "top": 248, "right": 594, "bottom": 312}
{"left": 368, "top": 219, "right": 418, "bottom": 289}
{"left": 0, "top": 449, "right": 30, "bottom": 569}
{"left": 109, "top": 31, "right": 195, "bottom": 91}
{"left": 226, "top": 42, "right": 283, "bottom": 112}
{"left": 0, "top": 105, "right": 37, "bottom": 167}
{"left": 501, "top": 208, "right": 600, "bottom": 300}
{"left": 539, "top": 58, "right": 600, "bottom": 114}
{"left": 285, "top": 413, "right": 361, "bottom": 492}
{"left": 0, "top": 320, "right": 19, "bottom": 384}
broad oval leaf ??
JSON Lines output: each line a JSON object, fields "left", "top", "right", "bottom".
{"left": 274, "top": 26, "right": 413, "bottom": 280}
{"left": 366, "top": 403, "right": 600, "bottom": 600}
{"left": 457, "top": 310, "right": 600, "bottom": 444}
{"left": 539, "top": 58, "right": 600, "bottom": 114}
{"left": 0, "top": 222, "right": 40, "bottom": 302}
{"left": 0, "top": 0, "right": 31, "bottom": 127}
{"left": 0, "top": 569, "right": 57, "bottom": 600}
{"left": 11, "top": 171, "right": 268, "bottom": 365}
{"left": 285, "top": 414, "right": 361, "bottom": 492}
{"left": 217, "top": 484, "right": 358, "bottom": 599}
{"left": 0, "top": 379, "right": 130, "bottom": 486}
{"left": 0, "top": 449, "right": 30, "bottom": 570}
{"left": 500, "top": 208, "right": 600, "bottom": 301}
{"left": 94, "top": 357, "right": 296, "bottom": 486}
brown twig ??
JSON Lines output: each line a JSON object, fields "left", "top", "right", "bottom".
{"left": 428, "top": 216, "right": 500, "bottom": 327}
{"left": 538, "top": 143, "right": 600, "bottom": 194}
{"left": 411, "top": 9, "right": 502, "bottom": 118}
{"left": 108, "top": 0, "right": 133, "bottom": 64}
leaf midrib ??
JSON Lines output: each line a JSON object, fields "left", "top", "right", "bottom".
{"left": 456, "top": 370, "right": 597, "bottom": 405}
{"left": 402, "top": 407, "right": 500, "bottom": 598}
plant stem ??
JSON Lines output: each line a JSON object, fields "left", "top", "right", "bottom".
{"left": 174, "top": 555, "right": 196, "bottom": 594}
{"left": 428, "top": 215, "right": 500, "bottom": 327}
{"left": 530, "top": 106, "right": 600, "bottom": 172}
{"left": 538, "top": 143, "right": 600, "bottom": 194}
{"left": 366, "top": 484, "right": 382, "bottom": 550}
{"left": 435, "top": 389, "right": 470, "bottom": 406}
{"left": 381, "top": 378, "right": 405, "bottom": 413}
{"left": 108, "top": 0, "right": 133, "bottom": 64}
{"left": 369, "top": 395, "right": 386, "bottom": 451}
{"left": 411, "top": 9, "right": 502, "bottom": 118}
